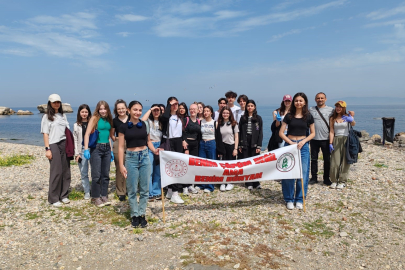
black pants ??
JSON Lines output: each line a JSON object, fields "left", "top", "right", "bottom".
{"left": 222, "top": 143, "right": 236, "bottom": 161}
{"left": 310, "top": 139, "right": 330, "bottom": 182}
{"left": 241, "top": 137, "right": 260, "bottom": 188}
{"left": 169, "top": 137, "right": 183, "bottom": 192}
{"left": 48, "top": 140, "right": 71, "bottom": 203}
{"left": 185, "top": 139, "right": 199, "bottom": 156}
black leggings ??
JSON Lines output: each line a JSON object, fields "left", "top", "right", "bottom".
{"left": 241, "top": 135, "right": 260, "bottom": 188}
{"left": 169, "top": 137, "right": 183, "bottom": 192}
{"left": 222, "top": 143, "right": 236, "bottom": 161}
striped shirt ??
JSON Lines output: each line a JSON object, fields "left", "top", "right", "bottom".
{"left": 247, "top": 116, "right": 252, "bottom": 135}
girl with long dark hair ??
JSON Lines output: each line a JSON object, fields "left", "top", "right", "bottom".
{"left": 279, "top": 92, "right": 315, "bottom": 210}
{"left": 217, "top": 106, "right": 239, "bottom": 192}
{"left": 329, "top": 101, "right": 355, "bottom": 189}
{"left": 73, "top": 104, "right": 92, "bottom": 200}
{"left": 179, "top": 102, "right": 189, "bottom": 119}
{"left": 119, "top": 101, "right": 159, "bottom": 228}
{"left": 83, "top": 100, "right": 114, "bottom": 207}
{"left": 41, "top": 94, "right": 71, "bottom": 207}
{"left": 161, "top": 97, "right": 185, "bottom": 204}
{"left": 111, "top": 99, "right": 128, "bottom": 201}
{"left": 141, "top": 104, "right": 163, "bottom": 200}
{"left": 239, "top": 100, "right": 263, "bottom": 190}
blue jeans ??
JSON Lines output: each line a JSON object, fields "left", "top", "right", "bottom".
{"left": 282, "top": 140, "right": 310, "bottom": 204}
{"left": 90, "top": 143, "right": 111, "bottom": 198}
{"left": 148, "top": 141, "right": 161, "bottom": 197}
{"left": 126, "top": 148, "right": 151, "bottom": 217}
{"left": 78, "top": 146, "right": 90, "bottom": 194}
{"left": 197, "top": 140, "right": 216, "bottom": 192}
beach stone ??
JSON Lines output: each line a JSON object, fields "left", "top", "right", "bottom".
{"left": 360, "top": 130, "right": 370, "bottom": 141}
{"left": 340, "top": 232, "right": 348, "bottom": 237}
{"left": 371, "top": 134, "right": 382, "bottom": 144}
{"left": 234, "top": 263, "right": 240, "bottom": 269}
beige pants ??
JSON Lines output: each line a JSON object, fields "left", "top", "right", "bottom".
{"left": 113, "top": 139, "right": 126, "bottom": 195}
{"left": 330, "top": 136, "right": 350, "bottom": 184}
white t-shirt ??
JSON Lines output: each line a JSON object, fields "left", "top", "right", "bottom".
{"left": 235, "top": 109, "right": 244, "bottom": 124}
{"left": 168, "top": 115, "right": 182, "bottom": 139}
{"left": 214, "top": 111, "right": 220, "bottom": 121}
{"left": 230, "top": 105, "right": 240, "bottom": 120}
{"left": 41, "top": 113, "right": 70, "bottom": 144}
{"left": 201, "top": 119, "right": 215, "bottom": 140}
{"left": 148, "top": 119, "right": 162, "bottom": 141}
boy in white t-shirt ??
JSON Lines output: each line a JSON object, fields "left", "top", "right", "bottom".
{"left": 225, "top": 91, "right": 240, "bottom": 120}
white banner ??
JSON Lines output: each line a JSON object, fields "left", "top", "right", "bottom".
{"left": 159, "top": 145, "right": 302, "bottom": 188}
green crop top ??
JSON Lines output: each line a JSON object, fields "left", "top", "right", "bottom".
{"left": 97, "top": 118, "right": 111, "bottom": 143}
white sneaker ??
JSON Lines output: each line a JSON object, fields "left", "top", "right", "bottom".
{"left": 336, "top": 183, "right": 346, "bottom": 189}
{"left": 170, "top": 192, "right": 184, "bottom": 204}
{"left": 183, "top": 187, "right": 189, "bottom": 196}
{"left": 256, "top": 184, "right": 262, "bottom": 189}
{"left": 61, "top": 198, "right": 70, "bottom": 204}
{"left": 84, "top": 193, "right": 90, "bottom": 200}
{"left": 52, "top": 201, "right": 62, "bottom": 207}
{"left": 188, "top": 186, "right": 198, "bottom": 194}
{"left": 220, "top": 184, "right": 226, "bottom": 192}
{"left": 330, "top": 183, "right": 337, "bottom": 189}
{"left": 194, "top": 186, "right": 201, "bottom": 192}
{"left": 225, "top": 184, "right": 234, "bottom": 191}
{"left": 296, "top": 202, "right": 303, "bottom": 210}
{"left": 166, "top": 188, "right": 173, "bottom": 199}
{"left": 286, "top": 202, "right": 294, "bottom": 210}
{"left": 247, "top": 186, "right": 253, "bottom": 190}
{"left": 203, "top": 189, "right": 211, "bottom": 193}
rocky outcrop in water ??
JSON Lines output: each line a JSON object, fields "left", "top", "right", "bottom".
{"left": 16, "top": 110, "right": 34, "bottom": 115}
{"left": 0, "top": 107, "right": 13, "bottom": 115}
{"left": 37, "top": 103, "right": 73, "bottom": 113}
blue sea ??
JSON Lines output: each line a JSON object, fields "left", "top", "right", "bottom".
{"left": 1, "top": 105, "right": 404, "bottom": 148}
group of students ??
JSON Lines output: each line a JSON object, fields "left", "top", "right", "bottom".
{"left": 41, "top": 90, "right": 356, "bottom": 227}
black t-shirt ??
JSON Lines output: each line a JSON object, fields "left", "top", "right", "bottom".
{"left": 113, "top": 117, "right": 127, "bottom": 137}
{"left": 283, "top": 113, "right": 314, "bottom": 136}
{"left": 118, "top": 122, "right": 148, "bottom": 148}
{"left": 81, "top": 122, "right": 88, "bottom": 139}
{"left": 182, "top": 117, "right": 201, "bottom": 140}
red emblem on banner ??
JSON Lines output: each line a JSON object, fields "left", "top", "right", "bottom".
{"left": 165, "top": 159, "right": 188, "bottom": 178}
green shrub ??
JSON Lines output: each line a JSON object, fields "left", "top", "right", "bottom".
{"left": 0, "top": 154, "right": 35, "bottom": 167}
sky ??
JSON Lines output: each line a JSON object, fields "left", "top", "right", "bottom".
{"left": 1, "top": 0, "right": 405, "bottom": 107}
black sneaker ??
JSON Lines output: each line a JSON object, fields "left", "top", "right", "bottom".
{"left": 139, "top": 215, "right": 148, "bottom": 228}
{"left": 119, "top": 195, "right": 126, "bottom": 202}
{"left": 131, "top": 216, "right": 140, "bottom": 228}
{"left": 323, "top": 180, "right": 332, "bottom": 186}
{"left": 309, "top": 179, "right": 318, "bottom": 185}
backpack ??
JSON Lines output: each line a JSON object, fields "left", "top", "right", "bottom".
{"left": 345, "top": 123, "right": 362, "bottom": 164}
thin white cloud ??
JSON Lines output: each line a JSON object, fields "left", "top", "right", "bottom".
{"left": 232, "top": 0, "right": 346, "bottom": 33}
{"left": 167, "top": 2, "right": 213, "bottom": 15}
{"left": 365, "top": 18, "right": 405, "bottom": 28}
{"left": 115, "top": 14, "right": 149, "bottom": 22}
{"left": 116, "top": 31, "right": 131, "bottom": 37}
{"left": 214, "top": 10, "right": 246, "bottom": 20}
{"left": 267, "top": 27, "right": 315, "bottom": 42}
{"left": 366, "top": 3, "right": 405, "bottom": 20}
{"left": 0, "top": 12, "right": 109, "bottom": 68}
{"left": 272, "top": 0, "right": 304, "bottom": 11}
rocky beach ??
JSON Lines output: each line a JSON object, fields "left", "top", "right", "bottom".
{"left": 1, "top": 140, "right": 405, "bottom": 270}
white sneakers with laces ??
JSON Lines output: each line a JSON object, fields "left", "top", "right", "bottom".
{"left": 329, "top": 183, "right": 337, "bottom": 189}
{"left": 296, "top": 202, "right": 303, "bottom": 210}
{"left": 166, "top": 188, "right": 173, "bottom": 199}
{"left": 203, "top": 189, "right": 211, "bottom": 193}
{"left": 170, "top": 192, "right": 184, "bottom": 204}
{"left": 188, "top": 186, "right": 198, "bottom": 194}
{"left": 220, "top": 184, "right": 226, "bottom": 192}
{"left": 286, "top": 202, "right": 294, "bottom": 210}
{"left": 52, "top": 201, "right": 62, "bottom": 207}
{"left": 61, "top": 198, "right": 70, "bottom": 204}
{"left": 336, "top": 183, "right": 346, "bottom": 189}
{"left": 225, "top": 184, "right": 234, "bottom": 191}
{"left": 183, "top": 187, "right": 189, "bottom": 196}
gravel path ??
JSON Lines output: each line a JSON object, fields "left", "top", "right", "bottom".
{"left": 1, "top": 142, "right": 404, "bottom": 269}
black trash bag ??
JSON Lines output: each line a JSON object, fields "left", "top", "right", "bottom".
{"left": 382, "top": 117, "right": 395, "bottom": 144}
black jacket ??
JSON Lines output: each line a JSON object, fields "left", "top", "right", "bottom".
{"left": 267, "top": 120, "right": 282, "bottom": 151}
{"left": 239, "top": 114, "right": 263, "bottom": 149}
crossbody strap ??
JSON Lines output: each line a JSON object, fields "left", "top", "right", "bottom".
{"left": 315, "top": 107, "right": 330, "bottom": 131}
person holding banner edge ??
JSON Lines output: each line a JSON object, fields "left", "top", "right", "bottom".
{"left": 279, "top": 92, "right": 315, "bottom": 210}
{"left": 119, "top": 100, "right": 159, "bottom": 228}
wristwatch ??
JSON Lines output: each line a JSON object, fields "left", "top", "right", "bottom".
{"left": 45, "top": 147, "right": 51, "bottom": 151}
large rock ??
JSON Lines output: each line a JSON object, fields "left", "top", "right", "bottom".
{"left": 16, "top": 110, "right": 34, "bottom": 115}
{"left": 37, "top": 103, "right": 73, "bottom": 113}
{"left": 371, "top": 134, "right": 382, "bottom": 144}
{"left": 360, "top": 130, "right": 370, "bottom": 142}
{"left": 0, "top": 106, "right": 13, "bottom": 115}
{"left": 394, "top": 132, "right": 405, "bottom": 143}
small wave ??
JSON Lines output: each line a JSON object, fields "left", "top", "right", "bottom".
{"left": 373, "top": 117, "right": 382, "bottom": 120}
